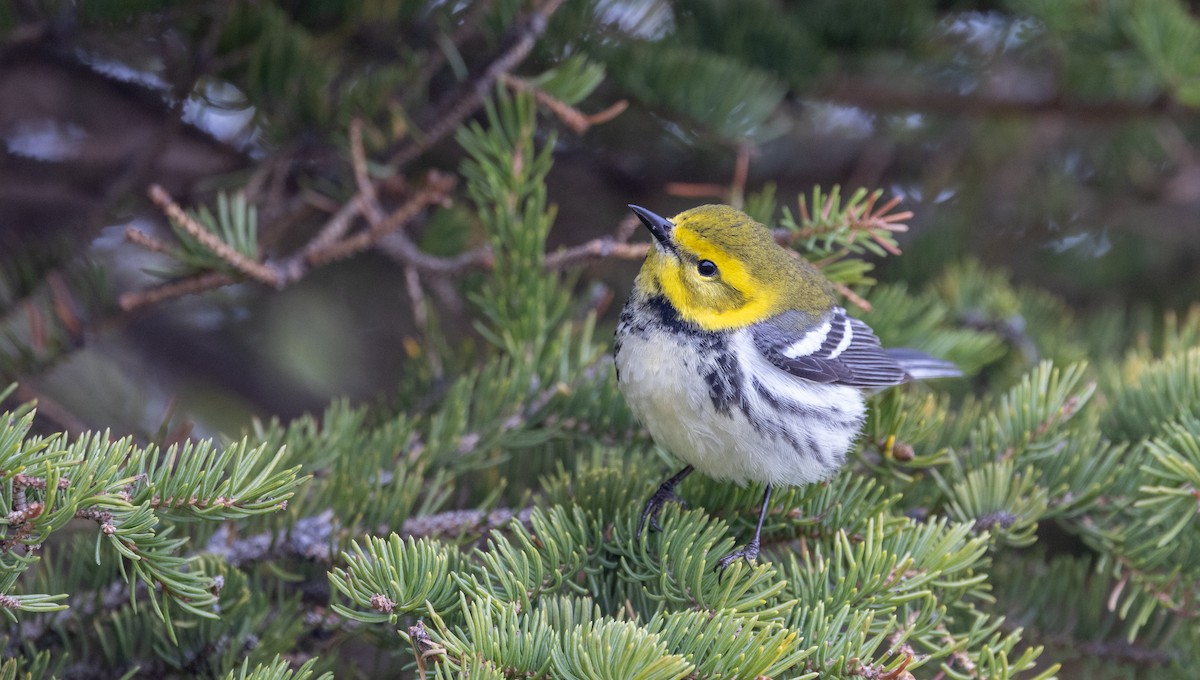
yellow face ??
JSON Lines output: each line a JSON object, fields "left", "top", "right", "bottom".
{"left": 638, "top": 226, "right": 781, "bottom": 330}
{"left": 631, "top": 204, "right": 833, "bottom": 331}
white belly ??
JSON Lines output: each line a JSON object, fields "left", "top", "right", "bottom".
{"left": 615, "top": 326, "right": 866, "bottom": 487}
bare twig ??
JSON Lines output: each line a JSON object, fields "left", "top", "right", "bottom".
{"left": 666, "top": 143, "right": 753, "bottom": 207}
{"left": 376, "top": 234, "right": 493, "bottom": 274}
{"left": 834, "top": 282, "right": 872, "bottom": 313}
{"left": 543, "top": 217, "right": 649, "bottom": 269}
{"left": 118, "top": 271, "right": 236, "bottom": 312}
{"left": 297, "top": 196, "right": 365, "bottom": 263}
{"left": 304, "top": 171, "right": 457, "bottom": 267}
{"left": 123, "top": 227, "right": 177, "bottom": 256}
{"left": 501, "top": 74, "right": 628, "bottom": 135}
{"left": 117, "top": 0, "right": 617, "bottom": 312}
{"left": 349, "top": 118, "right": 383, "bottom": 223}
{"left": 127, "top": 170, "right": 454, "bottom": 309}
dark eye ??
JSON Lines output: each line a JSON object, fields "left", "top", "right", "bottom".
{"left": 697, "top": 260, "right": 718, "bottom": 277}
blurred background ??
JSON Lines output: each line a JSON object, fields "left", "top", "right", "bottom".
{"left": 2, "top": 0, "right": 1199, "bottom": 437}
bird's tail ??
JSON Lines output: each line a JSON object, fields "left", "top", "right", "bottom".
{"left": 886, "top": 348, "right": 963, "bottom": 381}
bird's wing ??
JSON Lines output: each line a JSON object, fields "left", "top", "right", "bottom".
{"left": 750, "top": 308, "right": 908, "bottom": 387}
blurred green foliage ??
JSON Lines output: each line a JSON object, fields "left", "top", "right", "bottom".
{"left": 1, "top": 1, "right": 1200, "bottom": 678}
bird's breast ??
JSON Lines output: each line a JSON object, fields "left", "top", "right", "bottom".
{"left": 616, "top": 298, "right": 867, "bottom": 487}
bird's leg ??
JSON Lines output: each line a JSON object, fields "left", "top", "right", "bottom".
{"left": 716, "top": 484, "right": 773, "bottom": 578}
{"left": 637, "top": 465, "right": 694, "bottom": 538}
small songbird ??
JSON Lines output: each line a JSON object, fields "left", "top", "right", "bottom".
{"left": 614, "top": 204, "right": 960, "bottom": 573}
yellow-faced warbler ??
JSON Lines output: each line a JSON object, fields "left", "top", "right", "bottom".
{"left": 615, "top": 204, "right": 960, "bottom": 573}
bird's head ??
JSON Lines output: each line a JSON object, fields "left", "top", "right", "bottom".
{"left": 629, "top": 204, "right": 833, "bottom": 331}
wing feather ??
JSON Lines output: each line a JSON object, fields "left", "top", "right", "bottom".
{"left": 752, "top": 308, "right": 908, "bottom": 387}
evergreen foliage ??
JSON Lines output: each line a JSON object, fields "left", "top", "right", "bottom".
{"left": 2, "top": 1, "right": 1200, "bottom": 678}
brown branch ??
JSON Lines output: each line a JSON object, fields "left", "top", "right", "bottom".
{"left": 833, "top": 282, "right": 872, "bottom": 313}
{"left": 390, "top": 0, "right": 565, "bottom": 169}
{"left": 501, "top": 74, "right": 628, "bottom": 135}
{"left": 544, "top": 239, "right": 649, "bottom": 268}
{"left": 543, "top": 215, "right": 648, "bottom": 269}
{"left": 123, "top": 227, "right": 176, "bottom": 256}
{"left": 118, "top": 271, "right": 236, "bottom": 312}
{"left": 148, "top": 185, "right": 282, "bottom": 287}
{"left": 297, "top": 196, "right": 365, "bottom": 263}
{"left": 349, "top": 117, "right": 383, "bottom": 222}
{"left": 130, "top": 167, "right": 900, "bottom": 310}
{"left": 124, "top": 173, "right": 455, "bottom": 308}
{"left": 666, "top": 143, "right": 752, "bottom": 208}
{"left": 376, "top": 234, "right": 493, "bottom": 274}
{"left": 304, "top": 171, "right": 457, "bottom": 267}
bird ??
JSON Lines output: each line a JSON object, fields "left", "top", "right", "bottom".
{"left": 613, "top": 203, "right": 960, "bottom": 574}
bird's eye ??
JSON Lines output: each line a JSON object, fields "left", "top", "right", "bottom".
{"left": 697, "top": 260, "right": 718, "bottom": 277}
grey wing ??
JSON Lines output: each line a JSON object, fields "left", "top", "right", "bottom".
{"left": 751, "top": 308, "right": 909, "bottom": 387}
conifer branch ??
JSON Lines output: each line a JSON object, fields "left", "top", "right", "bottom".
{"left": 124, "top": 172, "right": 457, "bottom": 309}
{"left": 147, "top": 185, "right": 282, "bottom": 287}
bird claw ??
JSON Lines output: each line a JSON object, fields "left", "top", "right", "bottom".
{"left": 637, "top": 485, "right": 687, "bottom": 539}
{"left": 714, "top": 539, "right": 761, "bottom": 583}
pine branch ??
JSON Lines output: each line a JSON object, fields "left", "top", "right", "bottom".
{"left": 147, "top": 185, "right": 281, "bottom": 286}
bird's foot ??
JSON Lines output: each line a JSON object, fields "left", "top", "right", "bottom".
{"left": 714, "top": 538, "right": 761, "bottom": 581}
{"left": 637, "top": 483, "right": 688, "bottom": 538}
{"left": 636, "top": 466, "right": 694, "bottom": 539}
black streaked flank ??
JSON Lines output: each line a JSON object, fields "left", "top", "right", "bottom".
{"left": 704, "top": 349, "right": 742, "bottom": 416}
{"left": 751, "top": 377, "right": 857, "bottom": 430}
{"left": 618, "top": 293, "right": 864, "bottom": 470}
